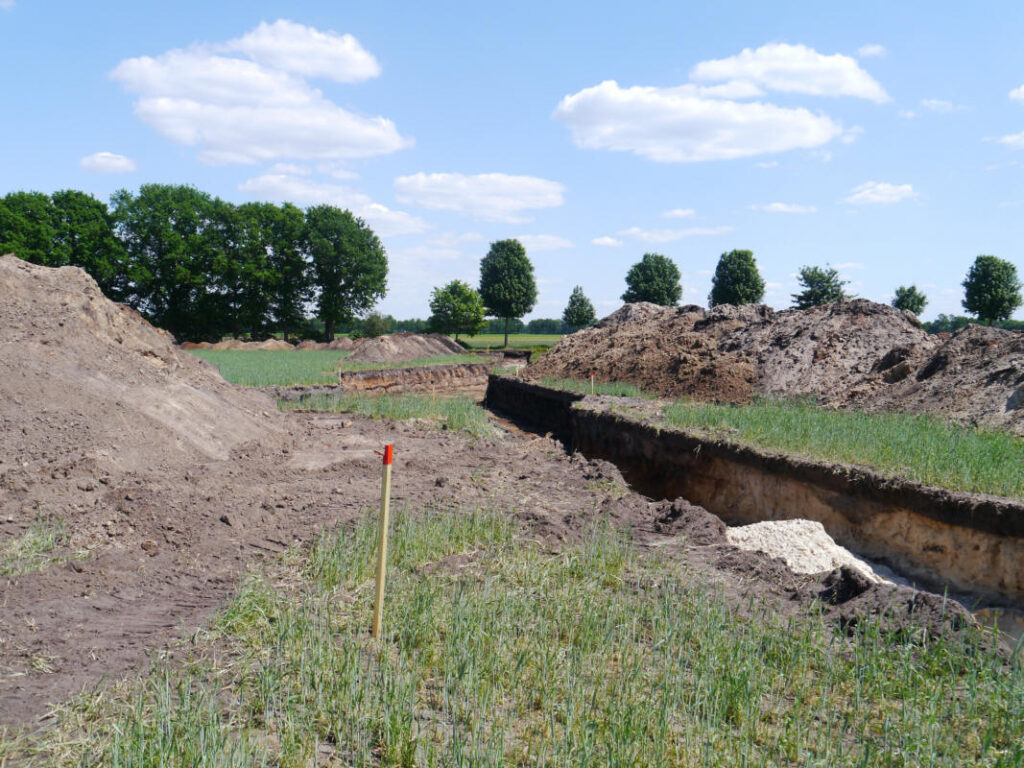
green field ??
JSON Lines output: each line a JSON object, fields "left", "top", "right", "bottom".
{"left": 336, "top": 353, "right": 482, "bottom": 372}
{"left": 459, "top": 333, "right": 562, "bottom": 350}
{"left": 665, "top": 398, "right": 1024, "bottom": 500}
{"left": 190, "top": 349, "right": 352, "bottom": 387}
{"left": 14, "top": 509, "right": 1021, "bottom": 766}
{"left": 279, "top": 392, "right": 496, "bottom": 437}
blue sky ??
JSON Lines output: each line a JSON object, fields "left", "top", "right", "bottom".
{"left": 3, "top": 1, "right": 1023, "bottom": 321}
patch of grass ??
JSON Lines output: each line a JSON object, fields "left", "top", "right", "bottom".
{"left": 664, "top": 398, "right": 1024, "bottom": 499}
{"left": 279, "top": 392, "right": 497, "bottom": 437}
{"left": 189, "top": 349, "right": 351, "bottom": 387}
{"left": 336, "top": 353, "right": 482, "bottom": 372}
{"left": 22, "top": 510, "right": 1022, "bottom": 767}
{"left": 0, "top": 515, "right": 69, "bottom": 576}
{"left": 540, "top": 376, "right": 650, "bottom": 398}
{"left": 460, "top": 333, "right": 561, "bottom": 350}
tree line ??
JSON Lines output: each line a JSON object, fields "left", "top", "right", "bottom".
{"left": 0, "top": 185, "right": 385, "bottom": 342}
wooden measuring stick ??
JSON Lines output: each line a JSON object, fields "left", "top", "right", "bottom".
{"left": 590, "top": 371, "right": 595, "bottom": 395}
{"left": 371, "top": 444, "right": 394, "bottom": 639}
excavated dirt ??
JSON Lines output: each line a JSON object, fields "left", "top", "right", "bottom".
{"left": 0, "top": 259, "right": 985, "bottom": 735}
{"left": 344, "top": 332, "right": 465, "bottom": 363}
{"left": 528, "top": 299, "right": 1024, "bottom": 434}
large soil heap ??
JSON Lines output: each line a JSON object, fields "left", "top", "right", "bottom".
{"left": 343, "top": 332, "right": 465, "bottom": 364}
{"left": 528, "top": 299, "right": 1024, "bottom": 434}
{"left": 0, "top": 255, "right": 277, "bottom": 486}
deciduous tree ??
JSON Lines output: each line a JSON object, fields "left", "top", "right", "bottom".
{"left": 791, "top": 265, "right": 849, "bottom": 309}
{"left": 708, "top": 249, "right": 765, "bottom": 307}
{"left": 621, "top": 253, "right": 681, "bottom": 306}
{"left": 479, "top": 239, "right": 537, "bottom": 347}
{"left": 891, "top": 284, "right": 928, "bottom": 316}
{"left": 961, "top": 255, "right": 1022, "bottom": 324}
{"left": 428, "top": 280, "right": 486, "bottom": 341}
{"left": 562, "top": 285, "right": 597, "bottom": 330}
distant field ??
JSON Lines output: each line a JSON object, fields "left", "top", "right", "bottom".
{"left": 189, "top": 349, "right": 351, "bottom": 387}
{"left": 459, "top": 333, "right": 562, "bottom": 350}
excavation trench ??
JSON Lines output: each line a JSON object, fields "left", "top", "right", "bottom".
{"left": 485, "top": 376, "right": 1024, "bottom": 619}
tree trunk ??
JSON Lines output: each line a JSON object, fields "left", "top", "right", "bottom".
{"left": 325, "top": 318, "right": 335, "bottom": 342}
{"left": 503, "top": 317, "right": 510, "bottom": 348}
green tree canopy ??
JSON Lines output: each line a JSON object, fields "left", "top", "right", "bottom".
{"left": 891, "top": 284, "right": 928, "bottom": 316}
{"left": 0, "top": 191, "right": 58, "bottom": 265}
{"left": 961, "top": 255, "right": 1022, "bottom": 324}
{"left": 479, "top": 239, "right": 537, "bottom": 347}
{"left": 621, "top": 253, "right": 682, "bottom": 306}
{"left": 428, "top": 280, "right": 486, "bottom": 341}
{"left": 791, "top": 265, "right": 850, "bottom": 309}
{"left": 562, "top": 285, "right": 597, "bottom": 330}
{"left": 708, "top": 249, "right": 765, "bottom": 307}
{"left": 306, "top": 205, "right": 388, "bottom": 341}
{"left": 50, "top": 189, "right": 128, "bottom": 300}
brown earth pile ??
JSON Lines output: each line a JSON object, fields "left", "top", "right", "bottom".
{"left": 207, "top": 338, "right": 295, "bottom": 351}
{"left": 0, "top": 255, "right": 277, "bottom": 482}
{"left": 344, "top": 332, "right": 465, "bottom": 363}
{"left": 528, "top": 298, "right": 1024, "bottom": 433}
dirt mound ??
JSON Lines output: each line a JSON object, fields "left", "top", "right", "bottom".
{"left": 206, "top": 338, "right": 295, "bottom": 351}
{"left": 0, "top": 255, "right": 276, "bottom": 481}
{"left": 529, "top": 298, "right": 1024, "bottom": 433}
{"left": 344, "top": 332, "right": 465, "bottom": 364}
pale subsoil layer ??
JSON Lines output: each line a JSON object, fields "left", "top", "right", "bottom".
{"left": 528, "top": 300, "right": 1024, "bottom": 434}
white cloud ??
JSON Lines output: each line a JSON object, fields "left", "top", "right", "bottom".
{"left": 898, "top": 109, "right": 916, "bottom": 120}
{"left": 857, "top": 43, "right": 886, "bottom": 58}
{"left": 999, "top": 131, "right": 1024, "bottom": 148}
{"left": 222, "top": 20, "right": 379, "bottom": 83}
{"left": 79, "top": 151, "right": 137, "bottom": 173}
{"left": 316, "top": 162, "right": 359, "bottom": 180}
{"left": 515, "top": 234, "right": 574, "bottom": 251}
{"left": 841, "top": 125, "right": 864, "bottom": 143}
{"left": 239, "top": 173, "right": 428, "bottom": 236}
{"left": 920, "top": 98, "right": 966, "bottom": 113}
{"left": 1009, "top": 85, "right": 1024, "bottom": 103}
{"left": 691, "top": 43, "right": 890, "bottom": 102}
{"left": 619, "top": 225, "right": 733, "bottom": 243}
{"left": 268, "top": 162, "right": 311, "bottom": 175}
{"left": 110, "top": 23, "right": 410, "bottom": 165}
{"left": 662, "top": 208, "right": 696, "bottom": 218}
{"left": 554, "top": 80, "right": 842, "bottom": 163}
{"left": 755, "top": 202, "right": 817, "bottom": 214}
{"left": 592, "top": 236, "right": 624, "bottom": 247}
{"left": 844, "top": 181, "right": 916, "bottom": 205}
{"left": 756, "top": 160, "right": 779, "bottom": 168}
{"left": 393, "top": 172, "right": 565, "bottom": 222}
{"left": 0, "top": 0, "right": 14, "bottom": 10}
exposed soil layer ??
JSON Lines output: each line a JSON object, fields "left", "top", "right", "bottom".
{"left": 344, "top": 333, "right": 465, "bottom": 364}
{"left": 0, "top": 261, "right": 982, "bottom": 734}
{"left": 271, "top": 363, "right": 492, "bottom": 399}
{"left": 527, "top": 299, "right": 1024, "bottom": 434}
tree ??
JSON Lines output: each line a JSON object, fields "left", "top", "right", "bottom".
{"left": 708, "top": 249, "right": 765, "bottom": 307}
{"left": 306, "top": 205, "right": 387, "bottom": 341}
{"left": 50, "top": 189, "right": 128, "bottom": 301}
{"left": 791, "top": 265, "right": 850, "bottom": 309}
{"left": 0, "top": 191, "right": 57, "bottom": 265}
{"left": 621, "top": 253, "right": 681, "bottom": 306}
{"left": 891, "top": 284, "right": 928, "bottom": 316}
{"left": 478, "top": 239, "right": 537, "bottom": 347}
{"left": 961, "top": 255, "right": 1022, "bottom": 324}
{"left": 428, "top": 280, "right": 486, "bottom": 341}
{"left": 562, "top": 285, "right": 597, "bottom": 330}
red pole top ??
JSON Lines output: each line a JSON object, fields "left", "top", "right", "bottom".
{"left": 383, "top": 444, "right": 393, "bottom": 465}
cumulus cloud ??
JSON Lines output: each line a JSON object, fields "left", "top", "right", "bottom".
{"left": 110, "top": 22, "right": 410, "bottom": 165}
{"left": 393, "top": 172, "right": 565, "bottom": 222}
{"left": 239, "top": 173, "right": 428, "bottom": 236}
{"left": 515, "top": 234, "right": 574, "bottom": 251}
{"left": 857, "top": 43, "right": 886, "bottom": 58}
{"left": 920, "top": 98, "right": 966, "bottom": 113}
{"left": 222, "top": 20, "right": 379, "bottom": 83}
{"left": 79, "top": 152, "right": 137, "bottom": 173}
{"left": 662, "top": 208, "right": 695, "bottom": 218}
{"left": 554, "top": 80, "right": 841, "bottom": 163}
{"left": 592, "top": 236, "right": 623, "bottom": 247}
{"left": 1010, "top": 85, "right": 1024, "bottom": 102}
{"left": 844, "top": 181, "right": 916, "bottom": 205}
{"left": 898, "top": 109, "right": 916, "bottom": 120}
{"left": 998, "top": 131, "right": 1024, "bottom": 148}
{"left": 755, "top": 202, "right": 817, "bottom": 214}
{"left": 691, "top": 43, "right": 890, "bottom": 102}
{"left": 618, "top": 225, "right": 733, "bottom": 243}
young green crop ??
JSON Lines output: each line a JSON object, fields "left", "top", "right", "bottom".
{"left": 17, "top": 508, "right": 1021, "bottom": 767}
{"left": 539, "top": 376, "right": 650, "bottom": 398}
{"left": 190, "top": 349, "right": 351, "bottom": 386}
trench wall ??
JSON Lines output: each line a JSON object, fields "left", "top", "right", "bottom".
{"left": 486, "top": 375, "right": 1024, "bottom": 603}
{"left": 272, "top": 363, "right": 491, "bottom": 400}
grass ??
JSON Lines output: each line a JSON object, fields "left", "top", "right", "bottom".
{"left": 190, "top": 349, "right": 352, "bottom": 387}
{"left": 336, "top": 353, "right": 482, "bottom": 372}
{"left": 459, "top": 333, "right": 562, "bottom": 350}
{"left": 279, "top": 392, "right": 497, "bottom": 438}
{"left": 0, "top": 514, "right": 71, "bottom": 576}
{"left": 16, "top": 509, "right": 1022, "bottom": 767}
{"left": 663, "top": 398, "right": 1024, "bottom": 499}
{"left": 539, "top": 375, "right": 650, "bottom": 398}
